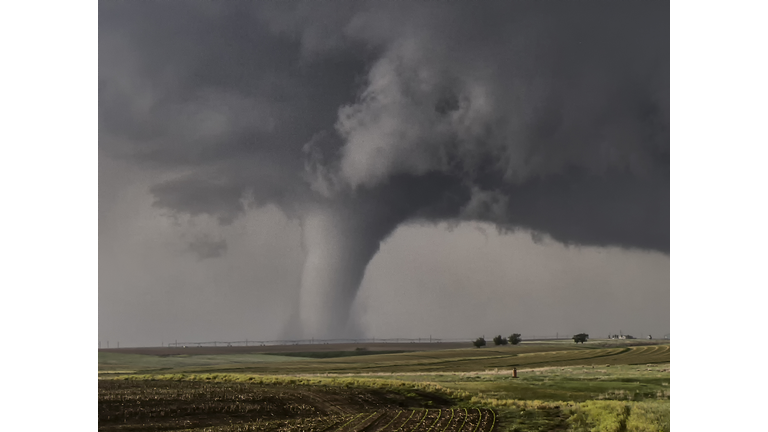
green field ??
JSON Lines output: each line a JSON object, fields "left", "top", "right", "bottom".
{"left": 98, "top": 340, "right": 670, "bottom": 431}
{"left": 98, "top": 352, "right": 307, "bottom": 374}
{"left": 101, "top": 341, "right": 669, "bottom": 375}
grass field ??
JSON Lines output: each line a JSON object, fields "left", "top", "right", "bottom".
{"left": 98, "top": 340, "right": 670, "bottom": 431}
{"left": 100, "top": 341, "right": 669, "bottom": 375}
{"left": 98, "top": 352, "right": 307, "bottom": 374}
{"left": 331, "top": 362, "right": 670, "bottom": 403}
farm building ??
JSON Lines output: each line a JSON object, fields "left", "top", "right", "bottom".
{"left": 608, "top": 333, "right": 636, "bottom": 340}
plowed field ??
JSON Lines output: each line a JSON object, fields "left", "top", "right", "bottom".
{"left": 98, "top": 380, "right": 495, "bottom": 431}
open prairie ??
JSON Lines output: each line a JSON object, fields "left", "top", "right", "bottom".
{"left": 99, "top": 340, "right": 669, "bottom": 431}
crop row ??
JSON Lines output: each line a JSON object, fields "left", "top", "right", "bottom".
{"left": 452, "top": 346, "right": 669, "bottom": 370}
{"left": 175, "top": 408, "right": 497, "bottom": 432}
{"left": 98, "top": 379, "right": 470, "bottom": 431}
{"left": 349, "top": 408, "right": 495, "bottom": 432}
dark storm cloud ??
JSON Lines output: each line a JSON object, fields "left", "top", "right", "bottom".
{"left": 100, "top": 1, "right": 669, "bottom": 252}
{"left": 99, "top": 0, "right": 369, "bottom": 210}
{"left": 305, "top": 1, "right": 669, "bottom": 252}
{"left": 100, "top": 1, "right": 669, "bottom": 337}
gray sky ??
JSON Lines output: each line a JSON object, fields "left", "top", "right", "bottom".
{"left": 99, "top": 1, "right": 669, "bottom": 346}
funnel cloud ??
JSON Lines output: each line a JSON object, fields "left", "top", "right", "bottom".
{"left": 100, "top": 1, "right": 669, "bottom": 339}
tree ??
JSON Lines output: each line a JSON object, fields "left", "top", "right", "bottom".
{"left": 492, "top": 335, "right": 508, "bottom": 346}
{"left": 573, "top": 333, "right": 589, "bottom": 344}
{"left": 473, "top": 337, "right": 486, "bottom": 348}
{"left": 508, "top": 333, "right": 522, "bottom": 345}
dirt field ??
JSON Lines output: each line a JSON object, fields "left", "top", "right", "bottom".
{"left": 98, "top": 379, "right": 495, "bottom": 431}
{"left": 99, "top": 342, "right": 471, "bottom": 356}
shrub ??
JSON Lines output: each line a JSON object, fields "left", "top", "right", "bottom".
{"left": 573, "top": 333, "right": 589, "bottom": 344}
{"left": 626, "top": 401, "right": 670, "bottom": 432}
{"left": 567, "top": 401, "right": 629, "bottom": 432}
{"left": 492, "top": 335, "right": 508, "bottom": 346}
{"left": 473, "top": 337, "right": 486, "bottom": 348}
{"left": 567, "top": 400, "right": 670, "bottom": 432}
{"left": 508, "top": 333, "right": 522, "bottom": 345}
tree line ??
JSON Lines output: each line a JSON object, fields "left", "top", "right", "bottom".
{"left": 472, "top": 333, "right": 590, "bottom": 347}
{"left": 473, "top": 333, "right": 522, "bottom": 347}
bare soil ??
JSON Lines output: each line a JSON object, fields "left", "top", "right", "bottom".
{"left": 99, "top": 379, "right": 496, "bottom": 431}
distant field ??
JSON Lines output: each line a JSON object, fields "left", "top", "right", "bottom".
{"left": 102, "top": 342, "right": 669, "bottom": 375}
{"left": 100, "top": 341, "right": 471, "bottom": 356}
{"left": 98, "top": 352, "right": 306, "bottom": 374}
{"left": 99, "top": 339, "right": 661, "bottom": 356}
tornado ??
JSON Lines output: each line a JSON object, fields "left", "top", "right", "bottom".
{"left": 296, "top": 173, "right": 461, "bottom": 338}
{"left": 298, "top": 205, "right": 381, "bottom": 338}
